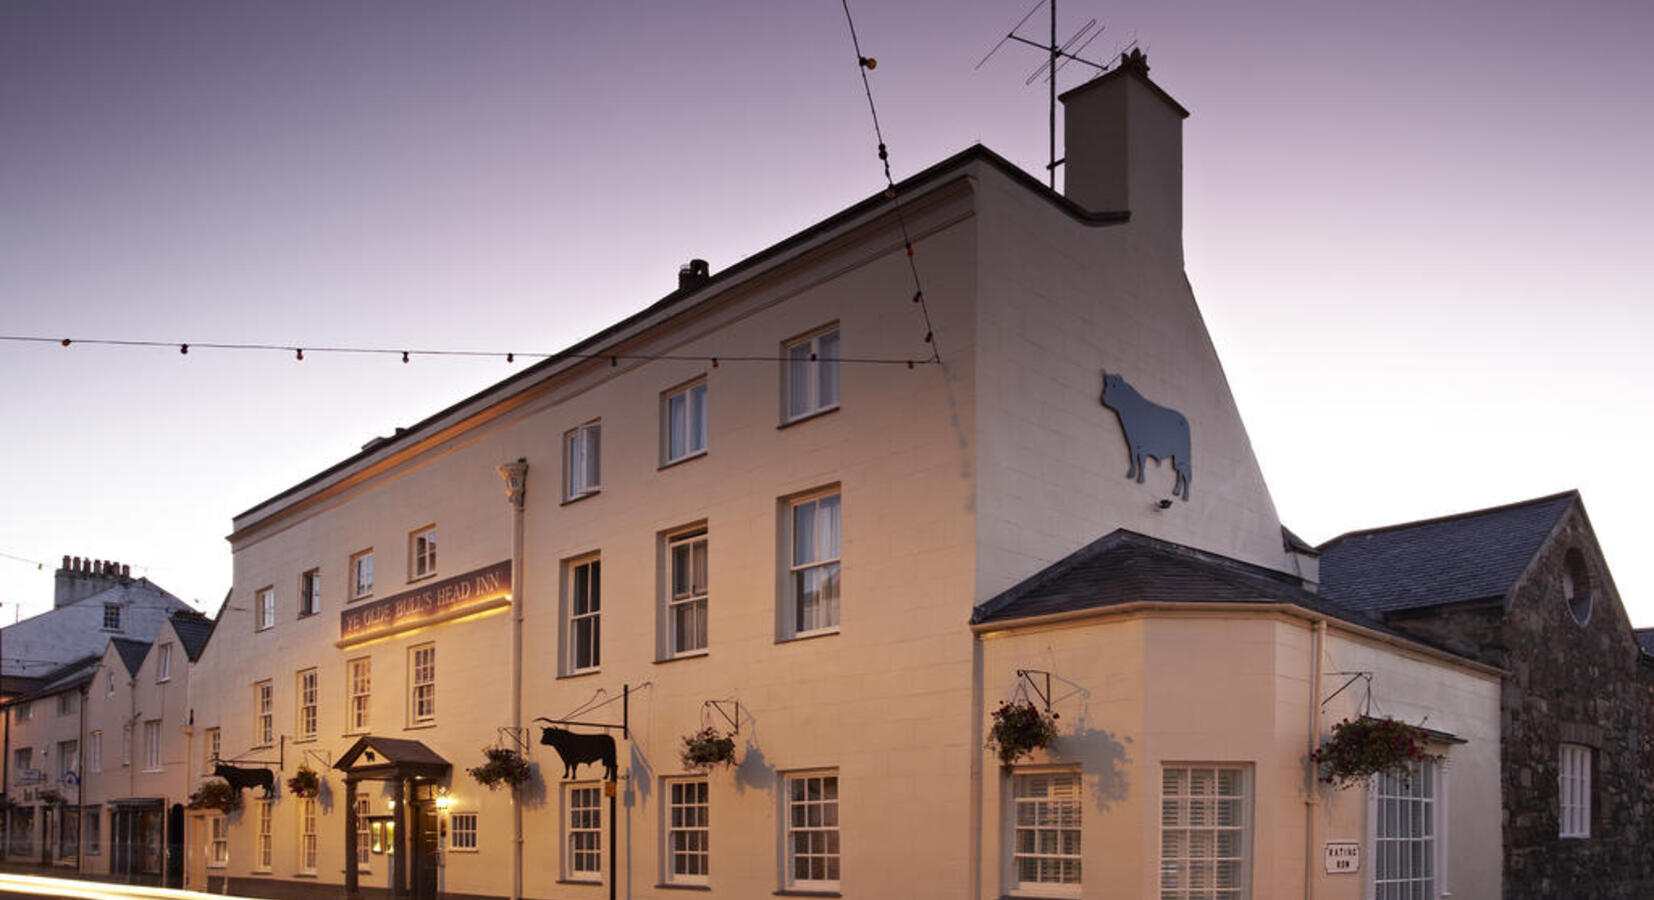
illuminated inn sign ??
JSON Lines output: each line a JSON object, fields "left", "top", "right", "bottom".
{"left": 338, "top": 560, "right": 511, "bottom": 646}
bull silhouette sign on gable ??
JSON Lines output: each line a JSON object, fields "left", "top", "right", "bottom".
{"left": 1100, "top": 370, "right": 1192, "bottom": 501}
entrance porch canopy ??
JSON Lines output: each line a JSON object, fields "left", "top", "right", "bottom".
{"left": 334, "top": 735, "right": 451, "bottom": 782}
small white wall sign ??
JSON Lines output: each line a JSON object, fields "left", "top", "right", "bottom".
{"left": 1324, "top": 841, "right": 1361, "bottom": 874}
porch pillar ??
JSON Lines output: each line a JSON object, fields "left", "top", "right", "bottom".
{"left": 344, "top": 778, "right": 360, "bottom": 900}
{"left": 392, "top": 778, "right": 408, "bottom": 899}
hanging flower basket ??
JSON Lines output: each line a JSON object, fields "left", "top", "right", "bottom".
{"left": 680, "top": 727, "right": 737, "bottom": 771}
{"left": 1311, "top": 716, "right": 1443, "bottom": 790}
{"left": 286, "top": 765, "right": 321, "bottom": 799}
{"left": 986, "top": 700, "right": 1059, "bottom": 765}
{"left": 188, "top": 779, "right": 243, "bottom": 813}
{"left": 468, "top": 747, "right": 532, "bottom": 791}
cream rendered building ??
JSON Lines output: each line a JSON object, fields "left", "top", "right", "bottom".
{"left": 2, "top": 610, "right": 209, "bottom": 884}
{"left": 185, "top": 55, "right": 1501, "bottom": 900}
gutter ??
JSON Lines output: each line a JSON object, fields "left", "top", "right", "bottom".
{"left": 970, "top": 601, "right": 1506, "bottom": 677}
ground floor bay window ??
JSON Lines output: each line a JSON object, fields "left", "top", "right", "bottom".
{"left": 1160, "top": 764, "right": 1250, "bottom": 900}
{"left": 1370, "top": 761, "right": 1443, "bottom": 900}
{"left": 1007, "top": 768, "right": 1082, "bottom": 895}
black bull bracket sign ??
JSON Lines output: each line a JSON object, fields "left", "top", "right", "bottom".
{"left": 539, "top": 727, "right": 618, "bottom": 781}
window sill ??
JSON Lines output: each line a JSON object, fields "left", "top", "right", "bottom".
{"left": 157, "top": 678, "right": 172, "bottom": 684}
{"left": 774, "top": 890, "right": 841, "bottom": 898}
{"left": 557, "top": 878, "right": 603, "bottom": 885}
{"left": 561, "top": 489, "right": 602, "bottom": 507}
{"left": 559, "top": 668, "right": 603, "bottom": 680}
{"left": 293, "top": 873, "right": 318, "bottom": 879}
{"left": 656, "top": 884, "right": 711, "bottom": 891}
{"left": 778, "top": 628, "right": 840, "bottom": 645}
{"left": 349, "top": 595, "right": 374, "bottom": 604}
{"left": 297, "top": 611, "right": 318, "bottom": 619}
{"left": 405, "top": 721, "right": 437, "bottom": 731}
{"left": 655, "top": 650, "right": 709, "bottom": 665}
{"left": 777, "top": 405, "right": 840, "bottom": 431}
{"left": 658, "top": 450, "right": 707, "bottom": 471}
{"left": 407, "top": 572, "right": 437, "bottom": 585}
{"left": 293, "top": 736, "right": 317, "bottom": 744}
{"left": 142, "top": 768, "right": 164, "bottom": 774}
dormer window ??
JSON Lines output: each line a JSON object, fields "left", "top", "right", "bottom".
{"left": 103, "top": 604, "right": 122, "bottom": 631}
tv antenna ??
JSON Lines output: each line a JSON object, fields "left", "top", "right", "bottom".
{"left": 975, "top": 1, "right": 1128, "bottom": 188}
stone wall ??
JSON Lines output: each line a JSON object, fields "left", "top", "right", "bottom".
{"left": 1391, "top": 508, "right": 1654, "bottom": 898}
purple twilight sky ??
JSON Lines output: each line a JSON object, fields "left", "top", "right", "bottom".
{"left": 2, "top": 1, "right": 1651, "bottom": 628}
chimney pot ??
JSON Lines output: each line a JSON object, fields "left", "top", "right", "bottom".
{"left": 678, "top": 259, "right": 711, "bottom": 292}
{"left": 122, "top": 564, "right": 131, "bottom": 578}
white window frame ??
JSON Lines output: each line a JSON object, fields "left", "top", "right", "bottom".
{"left": 255, "top": 587, "right": 275, "bottom": 631}
{"left": 105, "top": 671, "right": 114, "bottom": 696}
{"left": 409, "top": 525, "right": 437, "bottom": 581}
{"left": 205, "top": 727, "right": 221, "bottom": 763}
{"left": 143, "top": 719, "right": 162, "bottom": 772}
{"left": 565, "top": 783, "right": 603, "bottom": 882}
{"left": 121, "top": 726, "right": 131, "bottom": 766}
{"left": 783, "top": 770, "right": 840, "bottom": 890}
{"left": 299, "top": 568, "right": 321, "bottom": 617}
{"left": 102, "top": 604, "right": 121, "bottom": 630}
{"left": 782, "top": 326, "right": 840, "bottom": 422}
{"left": 254, "top": 680, "right": 274, "bottom": 746}
{"left": 156, "top": 643, "right": 173, "bottom": 682}
{"left": 662, "top": 380, "right": 708, "bottom": 465}
{"left": 354, "top": 796, "right": 372, "bottom": 870}
{"left": 347, "top": 658, "right": 371, "bottom": 733}
{"left": 296, "top": 668, "right": 318, "bottom": 741}
{"left": 1368, "top": 759, "right": 1446, "bottom": 900}
{"left": 564, "top": 421, "right": 602, "bottom": 500}
{"left": 1006, "top": 768, "right": 1082, "bottom": 895}
{"left": 450, "top": 811, "right": 479, "bottom": 852}
{"left": 786, "top": 489, "right": 841, "bottom": 638}
{"left": 567, "top": 557, "right": 602, "bottom": 674}
{"left": 15, "top": 701, "right": 30, "bottom": 722}
{"left": 409, "top": 644, "right": 436, "bottom": 725}
{"left": 665, "top": 778, "right": 710, "bottom": 885}
{"left": 666, "top": 529, "right": 709, "bottom": 658}
{"left": 57, "top": 739, "right": 78, "bottom": 781}
{"left": 89, "top": 731, "right": 102, "bottom": 773}
{"left": 208, "top": 815, "right": 229, "bottom": 868}
{"left": 351, "top": 549, "right": 374, "bottom": 600}
{"left": 1159, "top": 764, "right": 1251, "bottom": 900}
{"left": 299, "top": 797, "right": 319, "bottom": 875}
{"left": 1559, "top": 743, "right": 1592, "bottom": 838}
{"left": 255, "top": 799, "right": 274, "bottom": 872}
{"left": 58, "top": 692, "right": 78, "bottom": 716}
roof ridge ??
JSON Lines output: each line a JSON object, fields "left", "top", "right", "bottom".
{"left": 1317, "top": 490, "right": 1578, "bottom": 548}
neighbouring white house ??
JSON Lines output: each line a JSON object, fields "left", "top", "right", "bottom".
{"left": 180, "top": 51, "right": 1506, "bottom": 900}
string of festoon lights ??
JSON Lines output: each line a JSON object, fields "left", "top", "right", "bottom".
{"left": 0, "top": 335, "right": 939, "bottom": 370}
{"left": 838, "top": 0, "right": 944, "bottom": 364}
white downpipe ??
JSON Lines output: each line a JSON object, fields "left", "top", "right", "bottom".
{"left": 1306, "top": 618, "right": 1326, "bottom": 900}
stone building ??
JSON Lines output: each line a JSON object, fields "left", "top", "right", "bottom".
{"left": 179, "top": 53, "right": 1509, "bottom": 900}
{"left": 1318, "top": 491, "right": 1654, "bottom": 898}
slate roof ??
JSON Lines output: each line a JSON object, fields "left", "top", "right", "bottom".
{"left": 18, "top": 654, "right": 101, "bottom": 702}
{"left": 170, "top": 612, "right": 213, "bottom": 662}
{"left": 1316, "top": 492, "right": 1576, "bottom": 616}
{"left": 111, "top": 638, "right": 152, "bottom": 676}
{"left": 1635, "top": 628, "right": 1654, "bottom": 656}
{"left": 970, "top": 529, "right": 1389, "bottom": 633}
